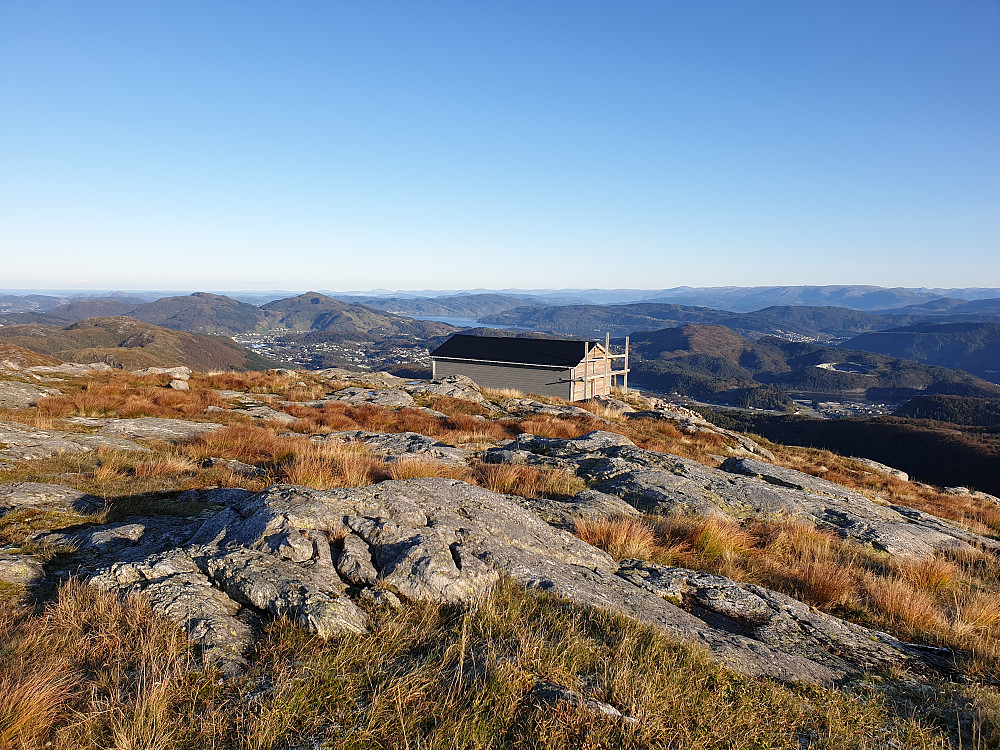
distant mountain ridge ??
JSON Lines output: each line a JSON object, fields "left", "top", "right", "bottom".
{"left": 5, "top": 284, "right": 1000, "bottom": 316}
{"left": 0, "top": 291, "right": 457, "bottom": 339}
{"left": 332, "top": 293, "right": 544, "bottom": 318}
{"left": 479, "top": 302, "right": 893, "bottom": 341}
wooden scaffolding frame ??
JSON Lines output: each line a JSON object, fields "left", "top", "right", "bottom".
{"left": 577, "top": 333, "right": 630, "bottom": 400}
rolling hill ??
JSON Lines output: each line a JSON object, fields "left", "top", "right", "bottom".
{"left": 0, "top": 291, "right": 458, "bottom": 340}
{"left": 628, "top": 324, "right": 1000, "bottom": 406}
{"left": 260, "top": 292, "right": 455, "bottom": 337}
{"left": 0, "top": 317, "right": 275, "bottom": 371}
{"left": 844, "top": 322, "right": 1000, "bottom": 383}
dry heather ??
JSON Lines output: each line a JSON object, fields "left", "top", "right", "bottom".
{"left": 575, "top": 514, "right": 1000, "bottom": 684}
{"left": 767, "top": 444, "right": 1000, "bottom": 534}
{"left": 0, "top": 579, "right": 958, "bottom": 750}
{"left": 4, "top": 369, "right": 1000, "bottom": 747}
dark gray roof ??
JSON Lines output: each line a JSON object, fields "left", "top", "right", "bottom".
{"left": 430, "top": 334, "right": 594, "bottom": 367}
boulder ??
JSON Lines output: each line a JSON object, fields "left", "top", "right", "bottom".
{"left": 167, "top": 379, "right": 190, "bottom": 390}
{"left": 852, "top": 457, "right": 909, "bottom": 482}
{"left": 585, "top": 395, "right": 636, "bottom": 414}
{"left": 403, "top": 375, "right": 501, "bottom": 412}
{"left": 231, "top": 404, "right": 299, "bottom": 424}
{"left": 531, "top": 680, "right": 638, "bottom": 724}
{"left": 0, "top": 553, "right": 45, "bottom": 587}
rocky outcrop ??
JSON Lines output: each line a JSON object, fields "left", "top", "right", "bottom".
{"left": 0, "top": 476, "right": 950, "bottom": 684}
{"left": 487, "top": 432, "right": 997, "bottom": 559}
{"left": 500, "top": 398, "right": 598, "bottom": 420}
{"left": 617, "top": 561, "right": 951, "bottom": 680}
{"left": 402, "top": 375, "right": 502, "bottom": 412}
{"left": 0, "top": 423, "right": 149, "bottom": 467}
{"left": 92, "top": 550, "right": 252, "bottom": 674}
{"left": 0, "top": 553, "right": 46, "bottom": 587}
{"left": 230, "top": 404, "right": 298, "bottom": 424}
{"left": 64, "top": 416, "right": 224, "bottom": 441}
{"left": 328, "top": 387, "right": 415, "bottom": 408}
{"left": 132, "top": 366, "right": 192, "bottom": 380}
{"left": 531, "top": 680, "right": 637, "bottom": 724}
{"left": 0, "top": 380, "right": 62, "bottom": 408}
{"left": 852, "top": 457, "right": 909, "bottom": 482}
{"left": 584, "top": 395, "right": 635, "bottom": 414}
{"left": 0, "top": 482, "right": 104, "bottom": 516}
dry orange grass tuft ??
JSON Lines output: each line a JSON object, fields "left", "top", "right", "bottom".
{"left": 611, "top": 417, "right": 729, "bottom": 464}
{"left": 0, "top": 656, "right": 76, "bottom": 749}
{"left": 771, "top": 445, "right": 1000, "bottom": 534}
{"left": 574, "top": 517, "right": 658, "bottom": 560}
{"left": 33, "top": 372, "right": 229, "bottom": 422}
{"left": 133, "top": 455, "right": 199, "bottom": 478}
{"left": 0, "top": 581, "right": 188, "bottom": 749}
{"left": 863, "top": 572, "right": 946, "bottom": 631}
{"left": 185, "top": 423, "right": 295, "bottom": 464}
{"left": 952, "top": 593, "right": 1000, "bottom": 633}
{"left": 479, "top": 386, "right": 524, "bottom": 400}
{"left": 651, "top": 514, "right": 757, "bottom": 562}
{"left": 896, "top": 555, "right": 958, "bottom": 591}
{"left": 469, "top": 461, "right": 584, "bottom": 500}
{"left": 279, "top": 442, "right": 388, "bottom": 489}
{"left": 386, "top": 457, "right": 472, "bottom": 482}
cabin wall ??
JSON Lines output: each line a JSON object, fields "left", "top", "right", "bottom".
{"left": 432, "top": 360, "right": 573, "bottom": 399}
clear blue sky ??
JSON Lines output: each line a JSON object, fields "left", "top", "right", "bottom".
{"left": 1, "top": 1, "right": 997, "bottom": 291}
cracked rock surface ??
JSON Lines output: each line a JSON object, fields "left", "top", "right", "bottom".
{"left": 328, "top": 387, "right": 416, "bottom": 408}
{"left": 0, "top": 482, "right": 105, "bottom": 516}
{"left": 0, "top": 422, "right": 149, "bottom": 466}
{"left": 64, "top": 416, "right": 224, "bottom": 441}
{"left": 0, "top": 476, "right": 958, "bottom": 684}
{"left": 488, "top": 432, "right": 997, "bottom": 559}
{"left": 617, "top": 561, "right": 951, "bottom": 680}
{"left": 0, "top": 379, "right": 62, "bottom": 408}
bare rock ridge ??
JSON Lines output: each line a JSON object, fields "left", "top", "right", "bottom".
{"left": 1, "top": 368, "right": 995, "bottom": 689}
{"left": 3, "top": 478, "right": 955, "bottom": 684}
{"left": 485, "top": 432, "right": 996, "bottom": 559}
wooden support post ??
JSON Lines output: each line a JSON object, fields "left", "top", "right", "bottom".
{"left": 624, "top": 336, "right": 629, "bottom": 393}
{"left": 583, "top": 341, "right": 589, "bottom": 401}
{"left": 605, "top": 332, "right": 610, "bottom": 396}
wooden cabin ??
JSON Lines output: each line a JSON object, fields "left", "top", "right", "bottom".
{"left": 429, "top": 334, "right": 629, "bottom": 401}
